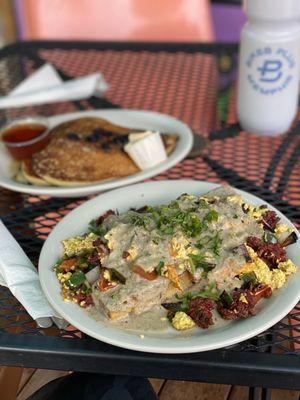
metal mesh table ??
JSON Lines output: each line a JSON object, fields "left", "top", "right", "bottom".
{"left": 0, "top": 41, "right": 299, "bottom": 392}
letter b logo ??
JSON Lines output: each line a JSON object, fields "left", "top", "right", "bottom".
{"left": 257, "top": 60, "right": 283, "bottom": 82}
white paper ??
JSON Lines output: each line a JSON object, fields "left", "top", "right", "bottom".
{"left": 0, "top": 220, "right": 62, "bottom": 325}
{"left": 0, "top": 63, "right": 109, "bottom": 109}
{"left": 10, "top": 64, "right": 62, "bottom": 95}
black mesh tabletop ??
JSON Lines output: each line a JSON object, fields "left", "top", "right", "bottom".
{"left": 0, "top": 41, "right": 299, "bottom": 390}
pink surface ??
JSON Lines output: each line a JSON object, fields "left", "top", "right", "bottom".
{"left": 18, "top": 0, "right": 213, "bottom": 42}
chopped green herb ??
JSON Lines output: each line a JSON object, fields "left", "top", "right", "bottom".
{"left": 263, "top": 232, "right": 277, "bottom": 243}
{"left": 82, "top": 285, "right": 92, "bottom": 295}
{"left": 210, "top": 232, "right": 223, "bottom": 256}
{"left": 188, "top": 257, "right": 196, "bottom": 275}
{"left": 127, "top": 198, "right": 218, "bottom": 239}
{"left": 188, "top": 254, "right": 216, "bottom": 273}
{"left": 173, "top": 282, "right": 220, "bottom": 305}
{"left": 182, "top": 213, "right": 202, "bottom": 237}
{"left": 203, "top": 209, "right": 219, "bottom": 226}
{"left": 198, "top": 282, "right": 220, "bottom": 301}
{"left": 130, "top": 214, "right": 147, "bottom": 227}
{"left": 241, "top": 271, "right": 258, "bottom": 285}
{"left": 169, "top": 200, "right": 180, "bottom": 209}
{"left": 196, "top": 199, "right": 210, "bottom": 209}
{"left": 88, "top": 219, "right": 107, "bottom": 236}
{"left": 77, "top": 256, "right": 89, "bottom": 269}
{"left": 220, "top": 290, "right": 233, "bottom": 306}
{"left": 66, "top": 271, "right": 86, "bottom": 288}
{"left": 156, "top": 261, "right": 165, "bottom": 275}
{"left": 195, "top": 232, "right": 222, "bottom": 256}
{"left": 54, "top": 256, "right": 68, "bottom": 273}
{"left": 174, "top": 292, "right": 193, "bottom": 311}
{"left": 110, "top": 291, "right": 120, "bottom": 300}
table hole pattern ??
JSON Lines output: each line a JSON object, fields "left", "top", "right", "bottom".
{"left": 0, "top": 43, "right": 299, "bottom": 354}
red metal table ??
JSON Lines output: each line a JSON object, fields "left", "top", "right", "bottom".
{"left": 0, "top": 41, "right": 299, "bottom": 398}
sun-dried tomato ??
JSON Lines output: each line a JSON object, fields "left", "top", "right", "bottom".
{"left": 217, "top": 285, "right": 272, "bottom": 320}
{"left": 98, "top": 277, "right": 117, "bottom": 291}
{"left": 96, "top": 209, "right": 115, "bottom": 225}
{"left": 97, "top": 268, "right": 118, "bottom": 292}
{"left": 93, "top": 238, "right": 104, "bottom": 247}
{"left": 73, "top": 293, "right": 94, "bottom": 308}
{"left": 257, "top": 243, "right": 286, "bottom": 269}
{"left": 261, "top": 210, "right": 280, "bottom": 232}
{"left": 136, "top": 206, "right": 149, "bottom": 213}
{"left": 246, "top": 236, "right": 263, "bottom": 251}
{"left": 59, "top": 258, "right": 76, "bottom": 272}
{"left": 87, "top": 252, "right": 101, "bottom": 266}
{"left": 84, "top": 295, "right": 94, "bottom": 307}
{"left": 246, "top": 236, "right": 286, "bottom": 269}
{"left": 187, "top": 297, "right": 216, "bottom": 329}
{"left": 252, "top": 284, "right": 272, "bottom": 301}
{"left": 93, "top": 238, "right": 109, "bottom": 257}
{"left": 132, "top": 265, "right": 158, "bottom": 281}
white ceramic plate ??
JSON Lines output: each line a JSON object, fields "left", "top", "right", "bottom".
{"left": 0, "top": 110, "right": 193, "bottom": 197}
{"left": 39, "top": 180, "right": 300, "bottom": 353}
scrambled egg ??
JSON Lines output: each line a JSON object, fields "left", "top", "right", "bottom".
{"left": 278, "top": 259, "right": 297, "bottom": 275}
{"left": 57, "top": 272, "right": 72, "bottom": 283}
{"left": 178, "top": 261, "right": 189, "bottom": 271}
{"left": 243, "top": 204, "right": 267, "bottom": 219}
{"left": 241, "top": 246, "right": 272, "bottom": 285}
{"left": 271, "top": 270, "right": 286, "bottom": 289}
{"left": 170, "top": 235, "right": 191, "bottom": 259}
{"left": 172, "top": 311, "right": 195, "bottom": 330}
{"left": 239, "top": 293, "right": 248, "bottom": 303}
{"left": 62, "top": 232, "right": 98, "bottom": 257}
{"left": 125, "top": 246, "right": 138, "bottom": 261}
{"left": 181, "top": 194, "right": 197, "bottom": 201}
{"left": 103, "top": 269, "right": 111, "bottom": 280}
{"left": 241, "top": 245, "right": 296, "bottom": 290}
{"left": 104, "top": 231, "right": 114, "bottom": 250}
{"left": 226, "top": 195, "right": 243, "bottom": 206}
{"left": 275, "top": 224, "right": 291, "bottom": 235}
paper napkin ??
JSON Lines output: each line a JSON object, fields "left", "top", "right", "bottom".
{"left": 0, "top": 220, "right": 66, "bottom": 328}
{"left": 0, "top": 63, "right": 109, "bottom": 109}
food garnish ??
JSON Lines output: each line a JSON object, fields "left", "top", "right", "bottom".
{"left": 54, "top": 186, "right": 298, "bottom": 331}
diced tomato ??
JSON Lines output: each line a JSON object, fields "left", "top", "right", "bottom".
{"left": 251, "top": 284, "right": 272, "bottom": 302}
{"left": 60, "top": 258, "right": 76, "bottom": 272}
{"left": 73, "top": 293, "right": 94, "bottom": 308}
{"left": 132, "top": 265, "right": 158, "bottom": 281}
{"left": 98, "top": 277, "right": 117, "bottom": 292}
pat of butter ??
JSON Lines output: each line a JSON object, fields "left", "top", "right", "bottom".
{"left": 128, "top": 131, "right": 153, "bottom": 143}
{"left": 124, "top": 131, "right": 167, "bottom": 170}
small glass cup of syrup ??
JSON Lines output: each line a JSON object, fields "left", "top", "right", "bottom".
{"left": 0, "top": 117, "right": 50, "bottom": 160}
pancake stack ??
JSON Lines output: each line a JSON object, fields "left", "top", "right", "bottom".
{"left": 14, "top": 117, "right": 177, "bottom": 187}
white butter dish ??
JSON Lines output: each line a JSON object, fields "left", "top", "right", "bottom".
{"left": 124, "top": 131, "right": 167, "bottom": 170}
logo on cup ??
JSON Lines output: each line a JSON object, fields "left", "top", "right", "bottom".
{"left": 246, "top": 47, "right": 294, "bottom": 95}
